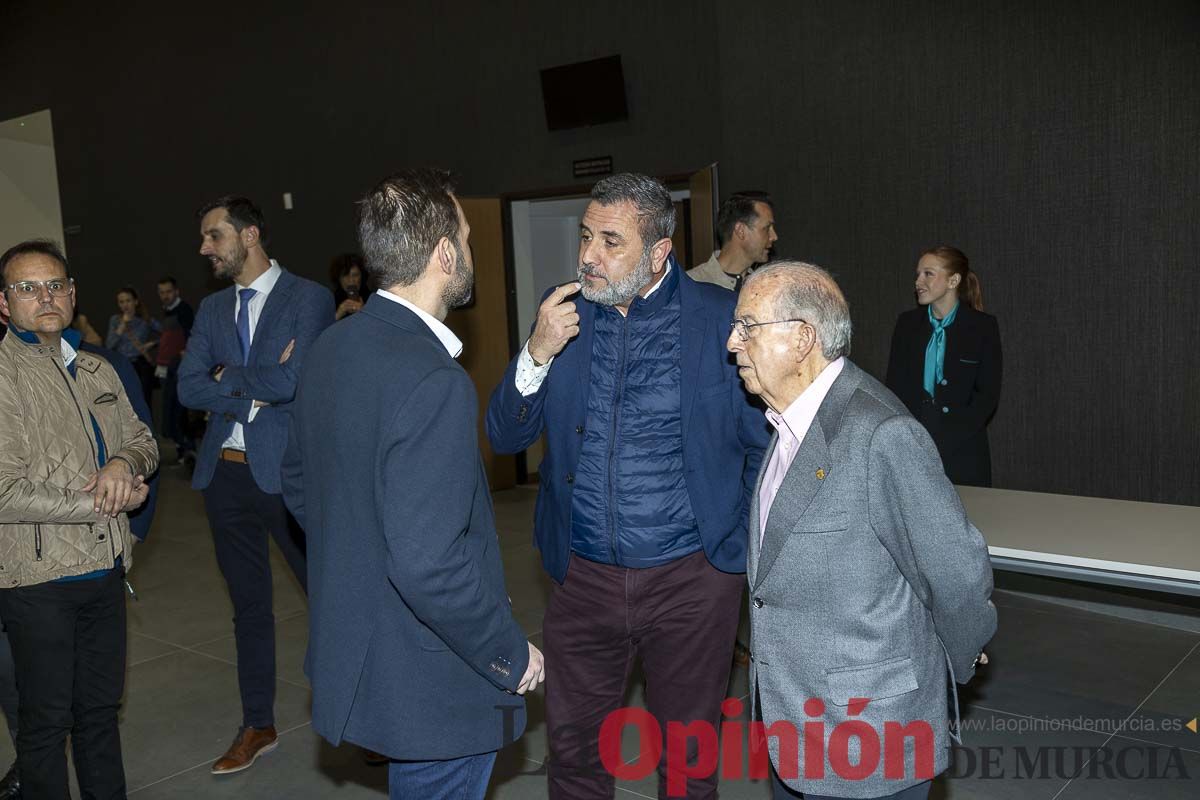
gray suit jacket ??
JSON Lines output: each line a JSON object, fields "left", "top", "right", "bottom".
{"left": 748, "top": 359, "right": 996, "bottom": 798}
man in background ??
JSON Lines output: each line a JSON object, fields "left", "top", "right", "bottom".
{"left": 156, "top": 276, "right": 196, "bottom": 465}
{"left": 178, "top": 196, "right": 333, "bottom": 775}
{"left": 688, "top": 191, "right": 778, "bottom": 291}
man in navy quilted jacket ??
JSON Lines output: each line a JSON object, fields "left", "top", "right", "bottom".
{"left": 488, "top": 173, "right": 770, "bottom": 799}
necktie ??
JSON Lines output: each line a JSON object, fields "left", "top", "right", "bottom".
{"left": 236, "top": 288, "right": 256, "bottom": 365}
{"left": 923, "top": 302, "right": 959, "bottom": 397}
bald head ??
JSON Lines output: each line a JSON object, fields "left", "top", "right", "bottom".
{"left": 743, "top": 261, "right": 852, "bottom": 360}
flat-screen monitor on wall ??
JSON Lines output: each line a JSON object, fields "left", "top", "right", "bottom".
{"left": 540, "top": 56, "right": 628, "bottom": 131}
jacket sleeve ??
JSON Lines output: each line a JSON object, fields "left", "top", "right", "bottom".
{"left": 102, "top": 361, "right": 159, "bottom": 480}
{"left": 177, "top": 297, "right": 255, "bottom": 420}
{"left": 0, "top": 371, "right": 99, "bottom": 524}
{"left": 486, "top": 289, "right": 557, "bottom": 454}
{"left": 213, "top": 285, "right": 334, "bottom": 405}
{"left": 384, "top": 367, "right": 530, "bottom": 692}
{"left": 280, "top": 412, "right": 306, "bottom": 532}
{"left": 941, "top": 314, "right": 1002, "bottom": 453}
{"left": 867, "top": 414, "right": 996, "bottom": 682}
{"left": 103, "top": 352, "right": 159, "bottom": 540}
{"left": 485, "top": 349, "right": 551, "bottom": 455}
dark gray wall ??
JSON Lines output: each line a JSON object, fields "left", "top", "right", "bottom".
{"left": 2, "top": 0, "right": 1196, "bottom": 504}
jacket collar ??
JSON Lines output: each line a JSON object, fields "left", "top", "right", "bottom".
{"left": 360, "top": 293, "right": 449, "bottom": 354}
{"left": 751, "top": 359, "right": 866, "bottom": 588}
{"left": 5, "top": 323, "right": 81, "bottom": 360}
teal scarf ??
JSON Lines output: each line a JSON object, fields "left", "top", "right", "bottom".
{"left": 923, "top": 302, "right": 958, "bottom": 397}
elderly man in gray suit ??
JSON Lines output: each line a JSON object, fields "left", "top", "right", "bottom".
{"left": 727, "top": 262, "right": 996, "bottom": 800}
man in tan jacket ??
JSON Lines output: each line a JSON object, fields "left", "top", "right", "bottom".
{"left": 688, "top": 191, "right": 779, "bottom": 291}
{"left": 0, "top": 239, "right": 158, "bottom": 799}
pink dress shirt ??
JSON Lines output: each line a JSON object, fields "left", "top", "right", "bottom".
{"left": 758, "top": 357, "right": 845, "bottom": 542}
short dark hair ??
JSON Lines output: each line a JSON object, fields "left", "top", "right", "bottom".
{"left": 590, "top": 173, "right": 675, "bottom": 246}
{"left": 0, "top": 239, "right": 69, "bottom": 285}
{"left": 716, "top": 191, "right": 774, "bottom": 246}
{"left": 357, "top": 169, "right": 460, "bottom": 290}
{"left": 157, "top": 276, "right": 178, "bottom": 287}
{"left": 196, "top": 195, "right": 269, "bottom": 245}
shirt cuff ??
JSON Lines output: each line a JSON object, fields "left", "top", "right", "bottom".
{"left": 514, "top": 341, "right": 552, "bottom": 397}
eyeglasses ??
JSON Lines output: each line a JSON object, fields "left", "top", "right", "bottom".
{"left": 4, "top": 278, "right": 74, "bottom": 300}
{"left": 730, "top": 317, "right": 807, "bottom": 342}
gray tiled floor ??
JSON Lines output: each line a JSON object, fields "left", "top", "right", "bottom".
{"left": 4, "top": 464, "right": 1196, "bottom": 797}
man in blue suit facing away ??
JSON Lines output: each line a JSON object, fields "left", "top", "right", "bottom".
{"left": 487, "top": 173, "right": 770, "bottom": 799}
{"left": 178, "top": 195, "right": 333, "bottom": 775}
{"left": 282, "top": 169, "right": 544, "bottom": 800}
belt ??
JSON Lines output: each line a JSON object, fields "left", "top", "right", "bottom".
{"left": 219, "top": 448, "right": 248, "bottom": 464}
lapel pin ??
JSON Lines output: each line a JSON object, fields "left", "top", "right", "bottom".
{"left": 816, "top": 468, "right": 826, "bottom": 480}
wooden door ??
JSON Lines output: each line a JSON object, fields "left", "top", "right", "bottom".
{"left": 688, "top": 163, "right": 720, "bottom": 267}
{"left": 446, "top": 197, "right": 516, "bottom": 490}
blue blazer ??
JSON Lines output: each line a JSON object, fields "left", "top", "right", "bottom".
{"left": 178, "top": 268, "right": 333, "bottom": 494}
{"left": 486, "top": 267, "right": 770, "bottom": 583}
{"left": 281, "top": 297, "right": 531, "bottom": 759}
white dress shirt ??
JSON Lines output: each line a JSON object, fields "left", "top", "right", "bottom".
{"left": 758, "top": 357, "right": 844, "bottom": 541}
{"left": 514, "top": 263, "right": 673, "bottom": 397}
{"left": 373, "top": 289, "right": 464, "bottom": 358}
{"left": 222, "top": 260, "right": 283, "bottom": 450}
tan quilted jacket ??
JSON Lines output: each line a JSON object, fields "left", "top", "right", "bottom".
{"left": 0, "top": 331, "right": 159, "bottom": 587}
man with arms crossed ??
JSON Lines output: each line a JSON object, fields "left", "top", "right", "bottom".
{"left": 283, "top": 169, "right": 544, "bottom": 800}
{"left": 729, "top": 262, "right": 995, "bottom": 799}
{"left": 178, "top": 196, "right": 333, "bottom": 774}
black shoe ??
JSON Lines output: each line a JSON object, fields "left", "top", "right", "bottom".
{"left": 0, "top": 761, "right": 20, "bottom": 799}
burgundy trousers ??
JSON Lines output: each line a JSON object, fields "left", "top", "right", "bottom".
{"left": 544, "top": 550, "right": 744, "bottom": 799}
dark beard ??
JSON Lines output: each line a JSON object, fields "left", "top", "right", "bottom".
{"left": 213, "top": 241, "right": 248, "bottom": 280}
{"left": 442, "top": 248, "right": 474, "bottom": 309}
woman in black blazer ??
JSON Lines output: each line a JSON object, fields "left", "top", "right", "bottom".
{"left": 886, "top": 246, "right": 1002, "bottom": 486}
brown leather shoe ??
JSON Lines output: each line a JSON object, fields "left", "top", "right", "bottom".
{"left": 211, "top": 726, "right": 279, "bottom": 774}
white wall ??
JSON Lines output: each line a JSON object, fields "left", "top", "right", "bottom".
{"left": 0, "top": 110, "right": 64, "bottom": 254}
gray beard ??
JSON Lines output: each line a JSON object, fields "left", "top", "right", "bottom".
{"left": 578, "top": 246, "right": 655, "bottom": 307}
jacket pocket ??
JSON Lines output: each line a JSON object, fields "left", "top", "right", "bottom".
{"left": 34, "top": 525, "right": 42, "bottom": 561}
{"left": 415, "top": 623, "right": 450, "bottom": 653}
{"left": 790, "top": 514, "right": 850, "bottom": 534}
{"left": 826, "top": 654, "right": 919, "bottom": 705}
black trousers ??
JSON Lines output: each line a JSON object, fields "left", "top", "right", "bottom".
{"left": 0, "top": 568, "right": 127, "bottom": 800}
{"left": 129, "top": 358, "right": 156, "bottom": 411}
{"left": 202, "top": 460, "right": 307, "bottom": 729}
{"left": 0, "top": 612, "right": 19, "bottom": 745}
{"left": 160, "top": 367, "right": 193, "bottom": 454}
